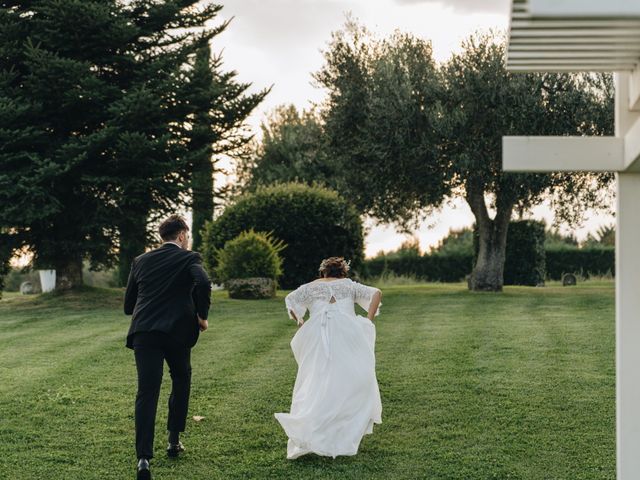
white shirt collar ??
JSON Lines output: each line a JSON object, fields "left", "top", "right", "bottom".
{"left": 164, "top": 241, "right": 183, "bottom": 249}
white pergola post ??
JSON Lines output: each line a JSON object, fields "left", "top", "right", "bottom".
{"left": 615, "top": 72, "right": 640, "bottom": 479}
{"left": 502, "top": 2, "right": 640, "bottom": 477}
{"left": 616, "top": 172, "right": 640, "bottom": 478}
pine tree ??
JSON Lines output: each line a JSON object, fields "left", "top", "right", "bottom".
{"left": 183, "top": 44, "right": 268, "bottom": 252}
{"left": 0, "top": 1, "right": 267, "bottom": 288}
{"left": 0, "top": 1, "right": 128, "bottom": 288}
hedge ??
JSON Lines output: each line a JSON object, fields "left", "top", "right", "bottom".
{"left": 364, "top": 246, "right": 615, "bottom": 283}
{"left": 546, "top": 247, "right": 614, "bottom": 280}
{"left": 202, "top": 183, "right": 364, "bottom": 289}
{"left": 503, "top": 220, "right": 546, "bottom": 286}
{"left": 364, "top": 252, "right": 473, "bottom": 283}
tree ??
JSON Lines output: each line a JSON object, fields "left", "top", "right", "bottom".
{"left": 315, "top": 20, "right": 448, "bottom": 225}
{"left": 545, "top": 229, "right": 579, "bottom": 249}
{"left": 0, "top": 0, "right": 128, "bottom": 288}
{"left": 432, "top": 228, "right": 473, "bottom": 256}
{"left": 314, "top": 24, "right": 613, "bottom": 291}
{"left": 0, "top": 1, "right": 266, "bottom": 288}
{"left": 440, "top": 33, "right": 613, "bottom": 290}
{"left": 236, "top": 105, "right": 337, "bottom": 193}
{"left": 110, "top": 2, "right": 266, "bottom": 284}
{"left": 185, "top": 44, "right": 267, "bottom": 253}
{"left": 583, "top": 224, "right": 615, "bottom": 248}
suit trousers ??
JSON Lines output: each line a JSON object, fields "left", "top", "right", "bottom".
{"left": 133, "top": 332, "right": 192, "bottom": 459}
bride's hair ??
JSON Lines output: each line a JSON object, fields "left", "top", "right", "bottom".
{"left": 318, "top": 257, "right": 350, "bottom": 278}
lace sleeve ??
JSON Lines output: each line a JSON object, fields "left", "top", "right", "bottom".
{"left": 353, "top": 281, "right": 381, "bottom": 317}
{"left": 285, "top": 286, "right": 309, "bottom": 324}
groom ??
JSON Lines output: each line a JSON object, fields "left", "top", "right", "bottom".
{"left": 124, "top": 214, "right": 212, "bottom": 480}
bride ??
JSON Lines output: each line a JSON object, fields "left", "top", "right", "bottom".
{"left": 274, "top": 257, "right": 383, "bottom": 459}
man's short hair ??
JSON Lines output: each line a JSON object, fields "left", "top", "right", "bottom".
{"left": 158, "top": 214, "right": 189, "bottom": 241}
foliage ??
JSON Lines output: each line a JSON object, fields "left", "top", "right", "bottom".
{"left": 582, "top": 224, "right": 615, "bottom": 248}
{"left": 0, "top": 1, "right": 265, "bottom": 288}
{"left": 383, "top": 237, "right": 422, "bottom": 259}
{"left": 546, "top": 247, "right": 614, "bottom": 280}
{"left": 214, "top": 230, "right": 285, "bottom": 283}
{"left": 503, "top": 220, "right": 546, "bottom": 286}
{"left": 432, "top": 228, "right": 473, "bottom": 256}
{"left": 236, "top": 105, "right": 336, "bottom": 193}
{"left": 315, "top": 19, "right": 447, "bottom": 225}
{"left": 0, "top": 237, "right": 11, "bottom": 299}
{"left": 309, "top": 23, "right": 614, "bottom": 290}
{"left": 545, "top": 229, "right": 580, "bottom": 250}
{"left": 441, "top": 32, "right": 613, "bottom": 290}
{"left": 202, "top": 183, "right": 364, "bottom": 288}
{"left": 364, "top": 252, "right": 473, "bottom": 283}
{"left": 187, "top": 45, "right": 268, "bottom": 253}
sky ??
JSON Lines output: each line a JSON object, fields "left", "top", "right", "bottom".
{"left": 211, "top": 0, "right": 615, "bottom": 257}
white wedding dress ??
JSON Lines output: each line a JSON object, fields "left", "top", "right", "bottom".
{"left": 274, "top": 278, "right": 382, "bottom": 459}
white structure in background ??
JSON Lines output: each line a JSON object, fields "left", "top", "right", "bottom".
{"left": 503, "top": 1, "right": 640, "bottom": 478}
{"left": 38, "top": 270, "right": 56, "bottom": 293}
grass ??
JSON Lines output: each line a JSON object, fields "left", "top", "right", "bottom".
{"left": 0, "top": 282, "right": 615, "bottom": 479}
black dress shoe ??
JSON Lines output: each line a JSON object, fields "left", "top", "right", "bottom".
{"left": 137, "top": 458, "right": 151, "bottom": 480}
{"left": 167, "top": 441, "right": 185, "bottom": 458}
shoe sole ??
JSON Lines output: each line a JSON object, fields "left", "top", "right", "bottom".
{"left": 137, "top": 469, "right": 151, "bottom": 480}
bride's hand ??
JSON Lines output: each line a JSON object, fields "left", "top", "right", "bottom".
{"left": 297, "top": 320, "right": 304, "bottom": 328}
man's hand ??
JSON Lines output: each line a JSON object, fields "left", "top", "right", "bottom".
{"left": 198, "top": 316, "right": 208, "bottom": 332}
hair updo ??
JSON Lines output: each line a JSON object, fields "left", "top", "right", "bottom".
{"left": 318, "top": 257, "right": 350, "bottom": 279}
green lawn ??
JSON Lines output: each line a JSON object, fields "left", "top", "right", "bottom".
{"left": 0, "top": 282, "right": 615, "bottom": 480}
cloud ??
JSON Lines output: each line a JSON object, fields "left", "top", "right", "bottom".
{"left": 395, "top": 0, "right": 509, "bottom": 14}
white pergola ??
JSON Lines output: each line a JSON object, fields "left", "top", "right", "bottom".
{"left": 503, "top": 1, "right": 640, "bottom": 478}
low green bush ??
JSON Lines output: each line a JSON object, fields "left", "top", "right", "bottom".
{"left": 214, "top": 230, "right": 285, "bottom": 283}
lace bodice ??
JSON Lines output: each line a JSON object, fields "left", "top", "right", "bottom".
{"left": 285, "top": 278, "right": 380, "bottom": 323}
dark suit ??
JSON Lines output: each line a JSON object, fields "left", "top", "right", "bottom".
{"left": 124, "top": 242, "right": 212, "bottom": 459}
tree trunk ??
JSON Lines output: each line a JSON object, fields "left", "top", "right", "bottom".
{"left": 468, "top": 219, "right": 510, "bottom": 291}
{"left": 118, "top": 215, "right": 148, "bottom": 287}
{"left": 55, "top": 255, "right": 83, "bottom": 290}
{"left": 465, "top": 181, "right": 514, "bottom": 292}
{"left": 0, "top": 235, "right": 13, "bottom": 299}
{"left": 191, "top": 152, "right": 214, "bottom": 253}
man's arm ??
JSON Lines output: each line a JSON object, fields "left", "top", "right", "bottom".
{"left": 189, "top": 253, "right": 212, "bottom": 321}
{"left": 124, "top": 260, "right": 138, "bottom": 315}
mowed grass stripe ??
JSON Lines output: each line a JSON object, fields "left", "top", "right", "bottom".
{"left": 0, "top": 283, "right": 615, "bottom": 480}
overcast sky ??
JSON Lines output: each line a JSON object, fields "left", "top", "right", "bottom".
{"left": 211, "top": 0, "right": 614, "bottom": 257}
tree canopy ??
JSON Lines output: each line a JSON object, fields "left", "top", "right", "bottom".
{"left": 0, "top": 0, "right": 266, "bottom": 288}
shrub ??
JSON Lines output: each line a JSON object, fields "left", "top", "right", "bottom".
{"left": 203, "top": 183, "right": 364, "bottom": 288}
{"left": 363, "top": 252, "right": 473, "bottom": 283}
{"left": 214, "top": 230, "right": 285, "bottom": 283}
{"left": 546, "top": 247, "right": 614, "bottom": 280}
{"left": 503, "top": 220, "right": 546, "bottom": 286}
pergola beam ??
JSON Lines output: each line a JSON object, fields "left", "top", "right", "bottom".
{"left": 530, "top": 0, "right": 640, "bottom": 17}
{"left": 503, "top": 136, "right": 624, "bottom": 172}
{"left": 508, "top": 65, "right": 635, "bottom": 72}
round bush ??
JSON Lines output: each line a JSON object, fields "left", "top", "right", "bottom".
{"left": 214, "top": 230, "right": 285, "bottom": 283}
{"left": 202, "top": 183, "right": 364, "bottom": 289}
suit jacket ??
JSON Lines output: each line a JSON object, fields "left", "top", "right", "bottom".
{"left": 124, "top": 242, "right": 212, "bottom": 349}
